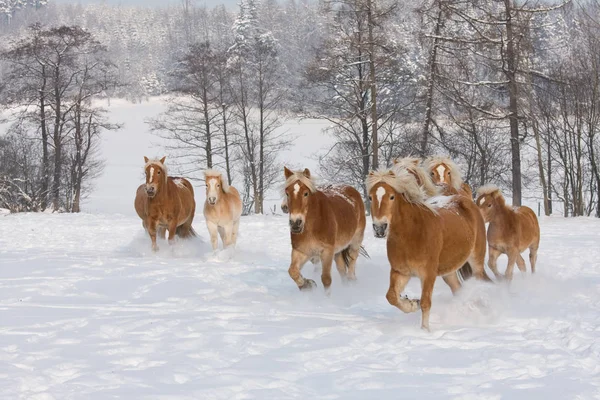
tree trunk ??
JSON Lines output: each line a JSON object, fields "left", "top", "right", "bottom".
{"left": 222, "top": 103, "right": 232, "bottom": 185}
{"left": 532, "top": 111, "right": 550, "bottom": 216}
{"left": 39, "top": 67, "right": 49, "bottom": 211}
{"left": 504, "top": 0, "right": 522, "bottom": 206}
{"left": 421, "top": 3, "right": 443, "bottom": 157}
{"left": 258, "top": 67, "right": 265, "bottom": 215}
{"left": 547, "top": 135, "right": 552, "bottom": 214}
{"left": 52, "top": 66, "right": 62, "bottom": 211}
{"left": 367, "top": 0, "right": 378, "bottom": 169}
{"left": 202, "top": 83, "right": 213, "bottom": 169}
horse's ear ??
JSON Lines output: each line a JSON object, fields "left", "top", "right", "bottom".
{"left": 284, "top": 166, "right": 293, "bottom": 179}
{"left": 392, "top": 158, "right": 399, "bottom": 165}
{"left": 387, "top": 170, "right": 396, "bottom": 177}
{"left": 302, "top": 168, "right": 311, "bottom": 178}
{"left": 159, "top": 156, "right": 166, "bottom": 164}
{"left": 410, "top": 159, "right": 420, "bottom": 166}
{"left": 144, "top": 156, "right": 149, "bottom": 163}
{"left": 369, "top": 171, "right": 375, "bottom": 176}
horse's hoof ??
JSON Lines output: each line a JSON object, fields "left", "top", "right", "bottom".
{"left": 299, "top": 279, "right": 316, "bottom": 291}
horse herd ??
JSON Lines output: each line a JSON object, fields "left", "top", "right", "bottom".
{"left": 134, "top": 155, "right": 540, "bottom": 330}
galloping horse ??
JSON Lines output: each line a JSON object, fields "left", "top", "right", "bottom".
{"left": 476, "top": 185, "right": 540, "bottom": 280}
{"left": 392, "top": 157, "right": 440, "bottom": 197}
{"left": 367, "top": 169, "right": 491, "bottom": 330}
{"left": 284, "top": 167, "right": 366, "bottom": 292}
{"left": 425, "top": 156, "right": 473, "bottom": 199}
{"left": 203, "top": 169, "right": 242, "bottom": 251}
{"left": 134, "top": 157, "right": 196, "bottom": 251}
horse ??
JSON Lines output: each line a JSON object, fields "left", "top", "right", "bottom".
{"left": 392, "top": 157, "right": 440, "bottom": 198}
{"left": 203, "top": 169, "right": 243, "bottom": 251}
{"left": 366, "top": 169, "right": 491, "bottom": 330}
{"left": 283, "top": 167, "right": 366, "bottom": 292}
{"left": 134, "top": 156, "right": 196, "bottom": 251}
{"left": 475, "top": 185, "right": 540, "bottom": 280}
{"left": 425, "top": 156, "right": 473, "bottom": 199}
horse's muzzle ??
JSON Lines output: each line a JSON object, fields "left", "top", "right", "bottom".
{"left": 289, "top": 219, "right": 304, "bottom": 234}
{"left": 207, "top": 197, "right": 217, "bottom": 205}
{"left": 373, "top": 223, "right": 388, "bottom": 238}
{"left": 146, "top": 188, "right": 156, "bottom": 198}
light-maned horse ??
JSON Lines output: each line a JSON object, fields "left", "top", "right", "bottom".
{"left": 476, "top": 185, "right": 540, "bottom": 280}
{"left": 367, "top": 169, "right": 491, "bottom": 330}
{"left": 284, "top": 167, "right": 366, "bottom": 292}
{"left": 392, "top": 157, "right": 440, "bottom": 198}
{"left": 203, "top": 169, "right": 242, "bottom": 251}
{"left": 134, "top": 156, "right": 196, "bottom": 251}
{"left": 425, "top": 156, "right": 473, "bottom": 199}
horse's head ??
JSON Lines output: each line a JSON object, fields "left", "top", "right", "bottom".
{"left": 392, "top": 157, "right": 440, "bottom": 198}
{"left": 204, "top": 169, "right": 228, "bottom": 206}
{"left": 283, "top": 166, "right": 316, "bottom": 234}
{"left": 426, "top": 156, "right": 463, "bottom": 191}
{"left": 366, "top": 170, "right": 398, "bottom": 238}
{"left": 476, "top": 184, "right": 504, "bottom": 222}
{"left": 143, "top": 156, "right": 167, "bottom": 198}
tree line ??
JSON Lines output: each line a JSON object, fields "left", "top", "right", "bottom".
{"left": 1, "top": 0, "right": 600, "bottom": 217}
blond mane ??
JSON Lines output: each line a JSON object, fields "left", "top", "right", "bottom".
{"left": 392, "top": 157, "right": 440, "bottom": 198}
{"left": 425, "top": 155, "right": 464, "bottom": 191}
{"left": 366, "top": 169, "right": 436, "bottom": 214}
{"left": 204, "top": 169, "right": 231, "bottom": 193}
{"left": 144, "top": 158, "right": 168, "bottom": 174}
{"left": 283, "top": 170, "right": 318, "bottom": 194}
{"left": 476, "top": 184, "right": 501, "bottom": 197}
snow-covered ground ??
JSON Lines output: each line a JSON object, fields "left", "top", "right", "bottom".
{"left": 1, "top": 99, "right": 599, "bottom": 398}
{"left": 1, "top": 213, "right": 599, "bottom": 399}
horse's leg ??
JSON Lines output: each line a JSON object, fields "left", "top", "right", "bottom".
{"left": 222, "top": 222, "right": 234, "bottom": 248}
{"left": 386, "top": 270, "right": 419, "bottom": 313}
{"left": 334, "top": 252, "right": 348, "bottom": 282}
{"left": 442, "top": 273, "right": 461, "bottom": 295}
{"left": 529, "top": 245, "right": 538, "bottom": 273}
{"left": 148, "top": 219, "right": 159, "bottom": 252}
{"left": 516, "top": 253, "right": 527, "bottom": 273}
{"left": 320, "top": 248, "right": 335, "bottom": 293}
{"left": 207, "top": 220, "right": 219, "bottom": 250}
{"left": 504, "top": 249, "right": 519, "bottom": 281}
{"left": 488, "top": 247, "right": 503, "bottom": 279}
{"left": 288, "top": 248, "right": 313, "bottom": 291}
{"left": 157, "top": 227, "right": 167, "bottom": 240}
{"left": 167, "top": 220, "right": 178, "bottom": 245}
{"left": 419, "top": 273, "right": 437, "bottom": 331}
{"left": 232, "top": 219, "right": 240, "bottom": 247}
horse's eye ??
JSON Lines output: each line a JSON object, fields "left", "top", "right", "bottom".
{"left": 488, "top": 204, "right": 492, "bottom": 208}
{"left": 431, "top": 172, "right": 435, "bottom": 176}
{"left": 217, "top": 184, "right": 220, "bottom": 188}
{"left": 390, "top": 195, "right": 395, "bottom": 200}
{"left": 304, "top": 192, "right": 308, "bottom": 197}
{"left": 286, "top": 192, "right": 289, "bottom": 197}
{"left": 368, "top": 196, "right": 372, "bottom": 201}
{"left": 157, "top": 171, "right": 161, "bottom": 175}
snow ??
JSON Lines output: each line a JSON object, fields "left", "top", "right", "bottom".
{"left": 1, "top": 213, "right": 600, "bottom": 398}
{"left": 1, "top": 99, "right": 600, "bottom": 398}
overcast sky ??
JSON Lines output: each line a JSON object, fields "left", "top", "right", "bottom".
{"left": 52, "top": 0, "right": 238, "bottom": 8}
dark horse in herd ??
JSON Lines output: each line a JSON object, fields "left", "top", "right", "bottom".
{"left": 134, "top": 155, "right": 540, "bottom": 330}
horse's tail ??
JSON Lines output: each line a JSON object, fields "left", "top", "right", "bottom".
{"left": 176, "top": 225, "right": 197, "bottom": 238}
{"left": 457, "top": 262, "right": 473, "bottom": 282}
{"left": 341, "top": 245, "right": 370, "bottom": 269}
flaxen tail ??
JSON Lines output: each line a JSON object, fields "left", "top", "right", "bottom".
{"left": 457, "top": 262, "right": 473, "bottom": 282}
{"left": 341, "top": 245, "right": 370, "bottom": 269}
{"left": 176, "top": 225, "right": 197, "bottom": 238}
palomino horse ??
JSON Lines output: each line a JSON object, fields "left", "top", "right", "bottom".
{"left": 425, "top": 156, "right": 473, "bottom": 199}
{"left": 475, "top": 185, "right": 540, "bottom": 280}
{"left": 367, "top": 169, "right": 491, "bottom": 330}
{"left": 203, "top": 169, "right": 242, "bottom": 251}
{"left": 284, "top": 167, "right": 366, "bottom": 292}
{"left": 134, "top": 156, "right": 196, "bottom": 251}
{"left": 392, "top": 157, "right": 440, "bottom": 197}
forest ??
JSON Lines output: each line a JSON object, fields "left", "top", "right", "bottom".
{"left": 0, "top": 0, "right": 598, "bottom": 217}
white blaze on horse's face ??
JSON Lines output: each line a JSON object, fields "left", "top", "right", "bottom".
{"left": 206, "top": 177, "right": 221, "bottom": 206}
{"left": 286, "top": 180, "right": 310, "bottom": 234}
{"left": 436, "top": 164, "right": 446, "bottom": 184}
{"left": 145, "top": 164, "right": 161, "bottom": 198}
{"left": 369, "top": 183, "right": 394, "bottom": 239}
